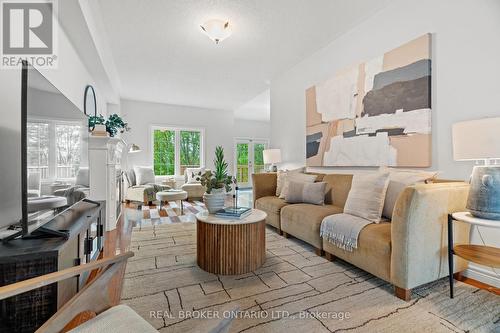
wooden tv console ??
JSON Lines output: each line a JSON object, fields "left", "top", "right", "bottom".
{"left": 0, "top": 200, "right": 105, "bottom": 333}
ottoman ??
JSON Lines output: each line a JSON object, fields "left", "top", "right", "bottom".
{"left": 156, "top": 190, "right": 188, "bottom": 213}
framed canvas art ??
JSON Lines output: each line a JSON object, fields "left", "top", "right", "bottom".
{"left": 306, "top": 33, "right": 432, "bottom": 167}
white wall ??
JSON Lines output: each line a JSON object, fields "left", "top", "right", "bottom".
{"left": 121, "top": 99, "right": 236, "bottom": 175}
{"left": 234, "top": 119, "right": 271, "bottom": 141}
{"left": 270, "top": 0, "right": 500, "bottom": 286}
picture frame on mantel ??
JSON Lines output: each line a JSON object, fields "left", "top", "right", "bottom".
{"left": 305, "top": 33, "right": 432, "bottom": 168}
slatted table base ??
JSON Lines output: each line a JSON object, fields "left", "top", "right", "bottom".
{"left": 196, "top": 220, "right": 266, "bottom": 275}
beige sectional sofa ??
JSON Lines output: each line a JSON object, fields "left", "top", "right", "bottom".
{"left": 253, "top": 172, "right": 471, "bottom": 300}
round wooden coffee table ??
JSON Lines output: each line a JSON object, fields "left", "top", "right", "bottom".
{"left": 196, "top": 209, "right": 267, "bottom": 275}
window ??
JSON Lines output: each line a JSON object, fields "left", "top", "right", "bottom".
{"left": 55, "top": 124, "right": 82, "bottom": 178}
{"left": 152, "top": 126, "right": 204, "bottom": 176}
{"left": 27, "top": 120, "right": 83, "bottom": 180}
{"left": 27, "top": 122, "right": 49, "bottom": 179}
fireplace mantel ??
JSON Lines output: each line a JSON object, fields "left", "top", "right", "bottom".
{"left": 88, "top": 136, "right": 125, "bottom": 230}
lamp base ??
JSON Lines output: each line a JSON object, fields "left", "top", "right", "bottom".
{"left": 466, "top": 166, "right": 500, "bottom": 220}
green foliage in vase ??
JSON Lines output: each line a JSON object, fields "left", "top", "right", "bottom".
{"left": 106, "top": 113, "right": 130, "bottom": 137}
{"left": 88, "top": 114, "right": 106, "bottom": 128}
{"left": 88, "top": 114, "right": 130, "bottom": 137}
{"left": 194, "top": 146, "right": 235, "bottom": 194}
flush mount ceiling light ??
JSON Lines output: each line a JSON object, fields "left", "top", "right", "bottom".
{"left": 200, "top": 19, "right": 232, "bottom": 44}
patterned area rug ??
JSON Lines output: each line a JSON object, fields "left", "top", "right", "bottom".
{"left": 122, "top": 223, "right": 500, "bottom": 333}
{"left": 139, "top": 201, "right": 206, "bottom": 225}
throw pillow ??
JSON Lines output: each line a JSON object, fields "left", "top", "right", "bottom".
{"left": 276, "top": 167, "right": 306, "bottom": 196}
{"left": 185, "top": 167, "right": 205, "bottom": 184}
{"left": 382, "top": 169, "right": 438, "bottom": 219}
{"left": 125, "top": 169, "right": 136, "bottom": 187}
{"left": 75, "top": 167, "right": 89, "bottom": 187}
{"left": 279, "top": 173, "right": 317, "bottom": 199}
{"left": 285, "top": 181, "right": 327, "bottom": 205}
{"left": 344, "top": 172, "right": 390, "bottom": 223}
{"left": 134, "top": 166, "right": 156, "bottom": 185}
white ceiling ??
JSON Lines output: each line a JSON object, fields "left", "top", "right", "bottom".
{"left": 97, "top": 0, "right": 392, "bottom": 116}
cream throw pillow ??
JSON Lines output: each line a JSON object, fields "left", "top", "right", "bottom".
{"left": 276, "top": 167, "right": 306, "bottom": 196}
{"left": 382, "top": 169, "right": 438, "bottom": 219}
{"left": 344, "top": 172, "right": 390, "bottom": 223}
{"left": 134, "top": 166, "right": 155, "bottom": 185}
{"left": 279, "top": 173, "right": 317, "bottom": 199}
{"left": 185, "top": 167, "right": 205, "bottom": 184}
{"left": 285, "top": 181, "right": 326, "bottom": 205}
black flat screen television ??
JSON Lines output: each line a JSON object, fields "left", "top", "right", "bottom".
{"left": 14, "top": 61, "right": 89, "bottom": 238}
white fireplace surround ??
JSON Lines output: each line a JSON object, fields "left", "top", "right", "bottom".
{"left": 88, "top": 136, "right": 125, "bottom": 230}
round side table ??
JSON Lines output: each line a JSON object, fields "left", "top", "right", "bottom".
{"left": 196, "top": 209, "right": 267, "bottom": 275}
{"left": 448, "top": 212, "right": 500, "bottom": 298}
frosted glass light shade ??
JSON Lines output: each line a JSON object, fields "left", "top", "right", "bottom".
{"left": 263, "top": 149, "right": 282, "bottom": 164}
{"left": 452, "top": 117, "right": 500, "bottom": 161}
{"left": 200, "top": 19, "right": 232, "bottom": 44}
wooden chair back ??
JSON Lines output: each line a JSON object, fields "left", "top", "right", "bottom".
{"left": 0, "top": 251, "right": 134, "bottom": 333}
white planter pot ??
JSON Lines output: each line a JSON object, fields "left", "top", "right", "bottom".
{"left": 203, "top": 189, "right": 225, "bottom": 214}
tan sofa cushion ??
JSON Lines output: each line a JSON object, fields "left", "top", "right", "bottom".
{"left": 255, "top": 196, "right": 289, "bottom": 230}
{"left": 281, "top": 204, "right": 342, "bottom": 249}
{"left": 322, "top": 174, "right": 353, "bottom": 208}
{"left": 255, "top": 196, "right": 289, "bottom": 215}
{"left": 323, "top": 222, "right": 392, "bottom": 282}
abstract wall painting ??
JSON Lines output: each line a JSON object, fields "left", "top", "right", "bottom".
{"left": 306, "top": 33, "right": 432, "bottom": 167}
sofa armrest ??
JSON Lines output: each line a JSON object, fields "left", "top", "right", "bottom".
{"left": 252, "top": 173, "right": 277, "bottom": 207}
{"left": 390, "top": 182, "right": 471, "bottom": 290}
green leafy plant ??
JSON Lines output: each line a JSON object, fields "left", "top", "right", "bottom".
{"left": 195, "top": 146, "right": 235, "bottom": 194}
{"left": 88, "top": 114, "right": 105, "bottom": 128}
{"left": 88, "top": 113, "right": 130, "bottom": 137}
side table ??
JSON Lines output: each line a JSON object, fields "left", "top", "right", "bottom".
{"left": 196, "top": 209, "right": 267, "bottom": 275}
{"left": 448, "top": 212, "right": 500, "bottom": 298}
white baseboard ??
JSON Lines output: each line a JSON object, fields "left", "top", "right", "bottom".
{"left": 463, "top": 264, "right": 500, "bottom": 288}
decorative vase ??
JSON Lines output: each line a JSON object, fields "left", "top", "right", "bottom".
{"left": 466, "top": 166, "right": 500, "bottom": 219}
{"left": 203, "top": 188, "right": 225, "bottom": 214}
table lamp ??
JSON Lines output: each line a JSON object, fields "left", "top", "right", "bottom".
{"left": 263, "top": 149, "right": 281, "bottom": 172}
{"left": 452, "top": 117, "right": 500, "bottom": 219}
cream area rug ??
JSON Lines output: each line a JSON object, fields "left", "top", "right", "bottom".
{"left": 121, "top": 223, "right": 500, "bottom": 333}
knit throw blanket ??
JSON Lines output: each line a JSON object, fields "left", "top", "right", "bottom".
{"left": 320, "top": 213, "right": 373, "bottom": 252}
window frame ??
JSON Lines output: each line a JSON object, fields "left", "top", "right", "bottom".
{"left": 27, "top": 117, "right": 85, "bottom": 182}
{"left": 150, "top": 125, "right": 205, "bottom": 176}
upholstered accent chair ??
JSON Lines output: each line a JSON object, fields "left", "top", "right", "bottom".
{"left": 124, "top": 168, "right": 170, "bottom": 205}
{"left": 181, "top": 168, "right": 209, "bottom": 200}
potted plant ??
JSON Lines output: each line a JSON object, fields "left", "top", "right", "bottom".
{"left": 88, "top": 113, "right": 130, "bottom": 137}
{"left": 195, "top": 146, "right": 235, "bottom": 213}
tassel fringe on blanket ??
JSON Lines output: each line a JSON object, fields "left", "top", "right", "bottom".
{"left": 320, "top": 213, "right": 373, "bottom": 252}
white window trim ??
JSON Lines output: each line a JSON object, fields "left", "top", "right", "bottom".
{"left": 150, "top": 125, "right": 205, "bottom": 176}
{"left": 28, "top": 117, "right": 85, "bottom": 183}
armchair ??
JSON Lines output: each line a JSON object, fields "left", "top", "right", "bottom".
{"left": 181, "top": 168, "right": 208, "bottom": 200}
{"left": 124, "top": 168, "right": 170, "bottom": 205}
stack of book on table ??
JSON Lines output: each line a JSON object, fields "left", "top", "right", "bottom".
{"left": 215, "top": 207, "right": 252, "bottom": 219}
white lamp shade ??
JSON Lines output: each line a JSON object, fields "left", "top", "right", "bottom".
{"left": 263, "top": 149, "right": 282, "bottom": 164}
{"left": 452, "top": 117, "right": 500, "bottom": 161}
